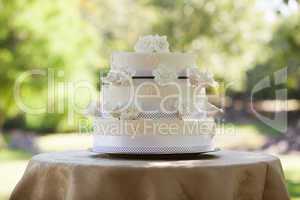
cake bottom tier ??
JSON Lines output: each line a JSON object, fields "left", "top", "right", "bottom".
{"left": 93, "top": 135, "right": 215, "bottom": 154}
{"left": 93, "top": 118, "right": 215, "bottom": 154}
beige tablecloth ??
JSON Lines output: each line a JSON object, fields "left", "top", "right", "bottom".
{"left": 10, "top": 150, "right": 289, "bottom": 200}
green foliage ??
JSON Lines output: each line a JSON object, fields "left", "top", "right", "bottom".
{"left": 0, "top": 0, "right": 100, "bottom": 132}
{"left": 0, "top": 148, "right": 32, "bottom": 161}
{"left": 287, "top": 179, "right": 300, "bottom": 199}
{"left": 141, "top": 0, "right": 270, "bottom": 91}
{"left": 246, "top": 13, "right": 300, "bottom": 99}
{"left": 80, "top": 0, "right": 156, "bottom": 66}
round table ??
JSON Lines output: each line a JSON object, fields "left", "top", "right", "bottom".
{"left": 10, "top": 150, "right": 289, "bottom": 200}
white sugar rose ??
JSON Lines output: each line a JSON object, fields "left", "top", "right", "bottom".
{"left": 176, "top": 101, "right": 190, "bottom": 119}
{"left": 153, "top": 64, "right": 177, "bottom": 85}
{"left": 102, "top": 68, "right": 135, "bottom": 86}
{"left": 134, "top": 35, "right": 170, "bottom": 53}
{"left": 119, "top": 105, "right": 139, "bottom": 120}
{"left": 104, "top": 102, "right": 139, "bottom": 120}
{"left": 187, "top": 67, "right": 218, "bottom": 88}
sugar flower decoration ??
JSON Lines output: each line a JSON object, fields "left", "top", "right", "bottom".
{"left": 102, "top": 68, "right": 135, "bottom": 86}
{"left": 175, "top": 100, "right": 191, "bottom": 119}
{"left": 104, "top": 102, "right": 139, "bottom": 120}
{"left": 119, "top": 105, "right": 140, "bottom": 120}
{"left": 134, "top": 35, "right": 170, "bottom": 53}
{"left": 153, "top": 64, "right": 177, "bottom": 85}
{"left": 84, "top": 101, "right": 102, "bottom": 116}
{"left": 195, "top": 100, "right": 223, "bottom": 117}
{"left": 187, "top": 67, "right": 218, "bottom": 88}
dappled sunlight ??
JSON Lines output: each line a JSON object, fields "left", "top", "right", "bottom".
{"left": 143, "top": 160, "right": 210, "bottom": 168}
{"left": 215, "top": 124, "right": 266, "bottom": 150}
{"left": 0, "top": 161, "right": 28, "bottom": 200}
{"left": 37, "top": 133, "right": 91, "bottom": 152}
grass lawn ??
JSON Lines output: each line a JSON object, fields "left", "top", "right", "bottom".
{"left": 281, "top": 154, "right": 300, "bottom": 200}
{"left": 0, "top": 126, "right": 299, "bottom": 200}
{"left": 0, "top": 160, "right": 28, "bottom": 200}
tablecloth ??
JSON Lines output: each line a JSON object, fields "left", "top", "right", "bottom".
{"left": 10, "top": 150, "right": 290, "bottom": 200}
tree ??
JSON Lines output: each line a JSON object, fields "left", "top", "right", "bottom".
{"left": 142, "top": 0, "right": 270, "bottom": 91}
{"left": 246, "top": 13, "right": 300, "bottom": 99}
{"left": 0, "top": 0, "right": 100, "bottom": 132}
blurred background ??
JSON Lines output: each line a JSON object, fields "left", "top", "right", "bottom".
{"left": 0, "top": 0, "right": 299, "bottom": 199}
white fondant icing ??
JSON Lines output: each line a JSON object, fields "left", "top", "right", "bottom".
{"left": 94, "top": 118, "right": 215, "bottom": 137}
{"left": 101, "top": 79, "right": 202, "bottom": 114}
{"left": 111, "top": 52, "right": 196, "bottom": 76}
{"left": 93, "top": 118, "right": 215, "bottom": 154}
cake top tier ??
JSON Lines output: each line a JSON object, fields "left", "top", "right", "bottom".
{"left": 111, "top": 35, "right": 196, "bottom": 76}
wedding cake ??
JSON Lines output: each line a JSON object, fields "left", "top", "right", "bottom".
{"left": 92, "top": 35, "right": 221, "bottom": 154}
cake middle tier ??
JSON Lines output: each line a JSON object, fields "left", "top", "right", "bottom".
{"left": 101, "top": 79, "right": 206, "bottom": 114}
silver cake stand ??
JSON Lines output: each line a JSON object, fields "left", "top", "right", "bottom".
{"left": 89, "top": 147, "right": 220, "bottom": 156}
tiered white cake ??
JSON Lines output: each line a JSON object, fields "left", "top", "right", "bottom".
{"left": 92, "top": 35, "right": 220, "bottom": 154}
